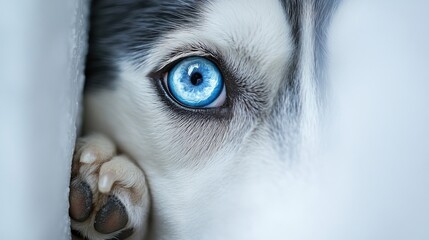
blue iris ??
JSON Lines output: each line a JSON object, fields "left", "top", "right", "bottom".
{"left": 167, "top": 57, "right": 224, "bottom": 108}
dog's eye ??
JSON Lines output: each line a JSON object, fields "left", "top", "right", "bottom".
{"left": 164, "top": 57, "right": 226, "bottom": 108}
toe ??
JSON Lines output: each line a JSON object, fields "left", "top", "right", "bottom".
{"left": 94, "top": 195, "right": 129, "bottom": 234}
{"left": 69, "top": 180, "right": 93, "bottom": 222}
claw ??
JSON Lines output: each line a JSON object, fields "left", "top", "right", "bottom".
{"left": 98, "top": 171, "right": 116, "bottom": 194}
{"left": 80, "top": 150, "right": 97, "bottom": 164}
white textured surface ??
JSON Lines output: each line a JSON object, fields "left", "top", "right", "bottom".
{"left": 0, "top": 0, "right": 88, "bottom": 239}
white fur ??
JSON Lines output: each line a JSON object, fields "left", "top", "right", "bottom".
{"left": 81, "top": 0, "right": 429, "bottom": 239}
{"left": 298, "top": 1, "right": 320, "bottom": 162}
{"left": 84, "top": 0, "right": 296, "bottom": 239}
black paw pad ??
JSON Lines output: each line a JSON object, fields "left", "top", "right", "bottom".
{"left": 69, "top": 180, "right": 93, "bottom": 222}
{"left": 94, "top": 195, "right": 129, "bottom": 234}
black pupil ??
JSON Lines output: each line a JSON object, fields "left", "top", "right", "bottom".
{"left": 190, "top": 72, "right": 203, "bottom": 86}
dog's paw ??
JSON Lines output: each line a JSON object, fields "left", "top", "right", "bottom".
{"left": 69, "top": 134, "right": 149, "bottom": 240}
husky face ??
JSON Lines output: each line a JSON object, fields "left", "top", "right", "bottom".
{"left": 83, "top": 0, "right": 337, "bottom": 238}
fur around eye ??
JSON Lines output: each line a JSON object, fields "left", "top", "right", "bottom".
{"left": 163, "top": 57, "right": 226, "bottom": 108}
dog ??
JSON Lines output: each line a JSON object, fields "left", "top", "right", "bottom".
{"left": 69, "top": 0, "right": 338, "bottom": 239}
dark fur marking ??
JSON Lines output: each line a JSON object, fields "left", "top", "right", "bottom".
{"left": 269, "top": 0, "right": 339, "bottom": 155}
{"left": 85, "top": 0, "right": 207, "bottom": 91}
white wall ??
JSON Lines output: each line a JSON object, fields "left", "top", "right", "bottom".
{"left": 318, "top": 1, "right": 429, "bottom": 239}
{"left": 0, "top": 0, "right": 89, "bottom": 239}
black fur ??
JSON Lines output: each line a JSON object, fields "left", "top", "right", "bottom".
{"left": 85, "top": 0, "right": 337, "bottom": 93}
{"left": 85, "top": 0, "right": 207, "bottom": 91}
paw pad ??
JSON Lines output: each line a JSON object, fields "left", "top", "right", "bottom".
{"left": 70, "top": 134, "right": 149, "bottom": 240}
{"left": 94, "top": 195, "right": 129, "bottom": 234}
{"left": 69, "top": 180, "right": 93, "bottom": 222}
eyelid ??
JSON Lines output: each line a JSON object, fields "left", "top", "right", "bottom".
{"left": 154, "top": 48, "right": 219, "bottom": 73}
